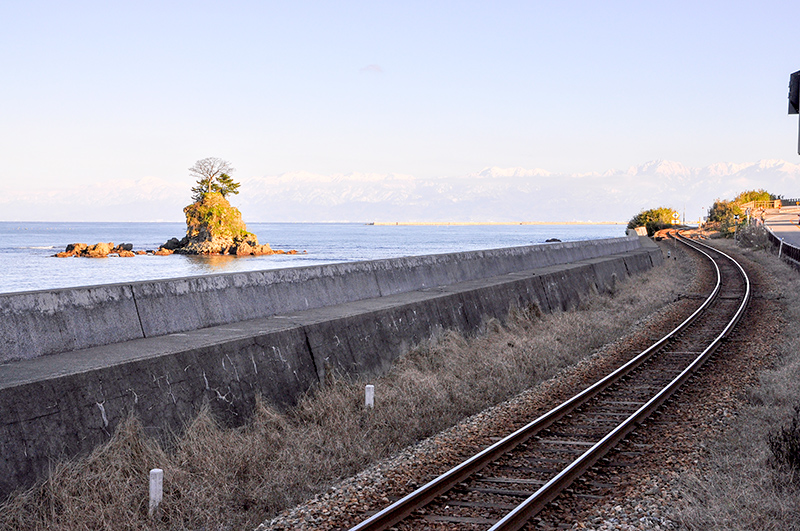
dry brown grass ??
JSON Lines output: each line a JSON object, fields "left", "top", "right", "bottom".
{"left": 735, "top": 222, "right": 772, "bottom": 250}
{"left": 675, "top": 237, "right": 800, "bottom": 530}
{"left": 0, "top": 250, "right": 689, "bottom": 531}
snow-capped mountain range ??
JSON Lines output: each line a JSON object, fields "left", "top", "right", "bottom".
{"left": 5, "top": 160, "right": 800, "bottom": 222}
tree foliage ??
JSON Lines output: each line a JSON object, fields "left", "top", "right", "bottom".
{"left": 704, "top": 189, "right": 781, "bottom": 237}
{"left": 627, "top": 206, "right": 677, "bottom": 236}
{"left": 708, "top": 199, "right": 742, "bottom": 224}
{"left": 706, "top": 199, "right": 742, "bottom": 236}
{"left": 189, "top": 157, "right": 241, "bottom": 201}
{"left": 733, "top": 189, "right": 778, "bottom": 204}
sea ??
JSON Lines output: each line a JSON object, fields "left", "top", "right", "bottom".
{"left": 0, "top": 222, "right": 626, "bottom": 294}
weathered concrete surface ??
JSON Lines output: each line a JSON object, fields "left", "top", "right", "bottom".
{"left": 0, "top": 238, "right": 661, "bottom": 499}
{"left": 1, "top": 237, "right": 641, "bottom": 363}
{"left": 0, "top": 285, "right": 144, "bottom": 364}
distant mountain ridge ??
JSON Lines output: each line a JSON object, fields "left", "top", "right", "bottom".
{"left": 237, "top": 159, "right": 800, "bottom": 223}
{"left": 4, "top": 160, "right": 799, "bottom": 222}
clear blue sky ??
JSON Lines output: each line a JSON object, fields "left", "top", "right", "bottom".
{"left": 1, "top": 0, "right": 798, "bottom": 195}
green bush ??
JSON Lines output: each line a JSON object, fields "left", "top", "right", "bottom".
{"left": 733, "top": 189, "right": 779, "bottom": 204}
{"left": 708, "top": 199, "right": 742, "bottom": 222}
{"left": 703, "top": 189, "right": 781, "bottom": 237}
{"left": 627, "top": 207, "right": 677, "bottom": 236}
{"left": 708, "top": 199, "right": 742, "bottom": 235}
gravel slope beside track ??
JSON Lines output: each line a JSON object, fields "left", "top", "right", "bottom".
{"left": 261, "top": 238, "right": 745, "bottom": 530}
{"left": 261, "top": 236, "right": 792, "bottom": 530}
{"left": 342, "top": 234, "right": 748, "bottom": 530}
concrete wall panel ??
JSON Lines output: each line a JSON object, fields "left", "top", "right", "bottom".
{"left": 132, "top": 264, "right": 385, "bottom": 339}
{"left": 0, "top": 285, "right": 143, "bottom": 362}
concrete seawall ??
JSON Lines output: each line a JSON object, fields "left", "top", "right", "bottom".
{"left": 1, "top": 237, "right": 641, "bottom": 364}
{"left": 0, "top": 236, "right": 661, "bottom": 499}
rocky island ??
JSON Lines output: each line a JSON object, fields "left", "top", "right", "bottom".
{"left": 56, "top": 157, "right": 299, "bottom": 258}
{"left": 157, "top": 191, "right": 294, "bottom": 256}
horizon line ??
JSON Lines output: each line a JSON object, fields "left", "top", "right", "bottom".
{"left": 371, "top": 221, "right": 626, "bottom": 226}
{"left": 0, "top": 220, "right": 628, "bottom": 225}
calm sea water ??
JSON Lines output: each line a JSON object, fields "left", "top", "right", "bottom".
{"left": 0, "top": 222, "right": 626, "bottom": 294}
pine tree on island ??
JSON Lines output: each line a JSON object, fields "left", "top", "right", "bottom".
{"left": 159, "top": 158, "right": 293, "bottom": 256}
{"left": 189, "top": 158, "right": 241, "bottom": 201}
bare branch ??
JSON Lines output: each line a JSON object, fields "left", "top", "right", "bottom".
{"left": 188, "top": 157, "right": 240, "bottom": 201}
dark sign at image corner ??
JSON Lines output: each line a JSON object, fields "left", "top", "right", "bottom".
{"left": 791, "top": 70, "right": 800, "bottom": 155}
{"left": 789, "top": 70, "right": 800, "bottom": 115}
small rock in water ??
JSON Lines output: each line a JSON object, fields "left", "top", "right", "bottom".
{"left": 56, "top": 242, "right": 138, "bottom": 258}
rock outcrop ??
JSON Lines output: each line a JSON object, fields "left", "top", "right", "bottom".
{"left": 56, "top": 243, "right": 136, "bottom": 258}
{"left": 158, "top": 193, "right": 291, "bottom": 256}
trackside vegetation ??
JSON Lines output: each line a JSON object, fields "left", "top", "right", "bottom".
{"left": 676, "top": 233, "right": 800, "bottom": 529}
{"left": 627, "top": 207, "right": 678, "bottom": 236}
{"left": 706, "top": 189, "right": 780, "bottom": 236}
{"left": 629, "top": 190, "right": 781, "bottom": 239}
{"left": 769, "top": 405, "right": 800, "bottom": 474}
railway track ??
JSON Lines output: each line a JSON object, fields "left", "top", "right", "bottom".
{"left": 348, "top": 233, "right": 750, "bottom": 530}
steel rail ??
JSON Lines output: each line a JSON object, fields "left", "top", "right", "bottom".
{"left": 348, "top": 235, "right": 732, "bottom": 531}
{"left": 489, "top": 234, "right": 750, "bottom": 530}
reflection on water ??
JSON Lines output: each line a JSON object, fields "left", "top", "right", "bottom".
{"left": 183, "top": 254, "right": 251, "bottom": 272}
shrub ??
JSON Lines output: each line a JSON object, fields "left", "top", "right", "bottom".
{"left": 627, "top": 207, "right": 677, "bottom": 236}
{"left": 734, "top": 189, "right": 777, "bottom": 204}
{"left": 706, "top": 199, "right": 742, "bottom": 237}
{"left": 735, "top": 223, "right": 770, "bottom": 250}
{"left": 769, "top": 405, "right": 800, "bottom": 474}
{"left": 703, "top": 189, "right": 781, "bottom": 238}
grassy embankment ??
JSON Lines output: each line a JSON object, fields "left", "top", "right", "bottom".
{"left": 675, "top": 227, "right": 800, "bottom": 529}
{"left": 1, "top": 247, "right": 689, "bottom": 530}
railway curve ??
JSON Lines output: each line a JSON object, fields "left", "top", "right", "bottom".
{"left": 347, "top": 233, "right": 750, "bottom": 531}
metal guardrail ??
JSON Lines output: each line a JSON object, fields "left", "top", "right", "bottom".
{"left": 739, "top": 199, "right": 800, "bottom": 210}
{"left": 765, "top": 225, "right": 800, "bottom": 266}
{"left": 740, "top": 200, "right": 782, "bottom": 210}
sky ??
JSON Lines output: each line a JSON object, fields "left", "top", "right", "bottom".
{"left": 1, "top": 1, "right": 798, "bottom": 221}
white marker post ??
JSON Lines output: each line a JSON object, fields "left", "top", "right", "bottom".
{"left": 779, "top": 238, "right": 785, "bottom": 258}
{"left": 365, "top": 384, "right": 375, "bottom": 409}
{"left": 149, "top": 468, "right": 163, "bottom": 518}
